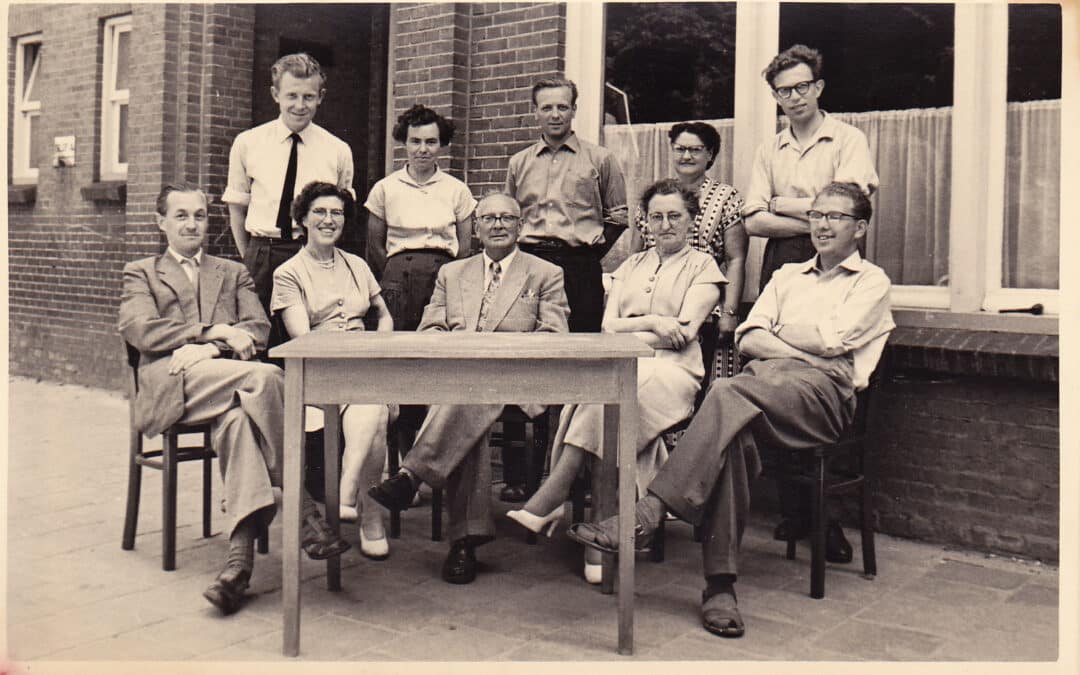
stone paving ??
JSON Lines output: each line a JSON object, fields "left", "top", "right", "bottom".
{"left": 4, "top": 377, "right": 1061, "bottom": 665}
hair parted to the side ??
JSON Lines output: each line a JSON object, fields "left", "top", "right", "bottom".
{"left": 271, "top": 52, "right": 326, "bottom": 90}
{"left": 762, "top": 44, "right": 823, "bottom": 87}
{"left": 531, "top": 77, "right": 578, "bottom": 106}
{"left": 156, "top": 183, "right": 207, "bottom": 215}
{"left": 815, "top": 181, "right": 873, "bottom": 222}
{"left": 290, "top": 181, "right": 355, "bottom": 227}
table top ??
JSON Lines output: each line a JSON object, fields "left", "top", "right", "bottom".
{"left": 269, "top": 331, "right": 653, "bottom": 360}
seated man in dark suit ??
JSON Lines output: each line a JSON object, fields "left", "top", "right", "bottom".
{"left": 118, "top": 183, "right": 349, "bottom": 615}
{"left": 569, "top": 182, "right": 895, "bottom": 637}
{"left": 368, "top": 191, "right": 570, "bottom": 584}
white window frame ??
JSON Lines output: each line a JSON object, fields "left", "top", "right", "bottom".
{"left": 13, "top": 33, "right": 42, "bottom": 184}
{"left": 100, "top": 15, "right": 131, "bottom": 180}
{"left": 569, "top": 1, "right": 1061, "bottom": 323}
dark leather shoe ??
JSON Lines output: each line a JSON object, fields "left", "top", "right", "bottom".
{"left": 825, "top": 521, "right": 853, "bottom": 564}
{"left": 368, "top": 472, "right": 418, "bottom": 512}
{"left": 441, "top": 540, "right": 477, "bottom": 584}
{"left": 499, "top": 483, "right": 527, "bottom": 503}
{"left": 202, "top": 563, "right": 251, "bottom": 615}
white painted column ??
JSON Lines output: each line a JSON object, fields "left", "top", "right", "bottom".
{"left": 949, "top": 3, "right": 1008, "bottom": 312}
{"left": 733, "top": 1, "right": 780, "bottom": 300}
{"left": 564, "top": 1, "right": 605, "bottom": 144}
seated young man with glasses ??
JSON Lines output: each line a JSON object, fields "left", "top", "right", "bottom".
{"left": 368, "top": 191, "right": 570, "bottom": 585}
{"left": 741, "top": 44, "right": 880, "bottom": 559}
{"left": 568, "top": 182, "right": 894, "bottom": 639}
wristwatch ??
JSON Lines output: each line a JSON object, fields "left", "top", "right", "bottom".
{"left": 720, "top": 308, "right": 738, "bottom": 317}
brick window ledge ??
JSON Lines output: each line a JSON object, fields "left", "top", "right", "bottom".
{"left": 886, "top": 324, "right": 1058, "bottom": 382}
{"left": 8, "top": 184, "right": 36, "bottom": 204}
{"left": 81, "top": 181, "right": 126, "bottom": 203}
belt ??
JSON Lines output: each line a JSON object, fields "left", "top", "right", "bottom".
{"left": 520, "top": 241, "right": 599, "bottom": 257}
{"left": 249, "top": 235, "right": 304, "bottom": 245}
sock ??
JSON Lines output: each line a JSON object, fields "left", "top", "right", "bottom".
{"left": 227, "top": 517, "right": 258, "bottom": 573}
{"left": 705, "top": 573, "right": 737, "bottom": 596}
{"left": 635, "top": 493, "right": 666, "bottom": 536}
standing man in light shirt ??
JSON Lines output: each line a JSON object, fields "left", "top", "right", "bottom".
{"left": 223, "top": 52, "right": 355, "bottom": 319}
{"left": 743, "top": 44, "right": 879, "bottom": 292}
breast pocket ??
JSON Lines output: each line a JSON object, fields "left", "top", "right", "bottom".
{"left": 562, "top": 165, "right": 601, "bottom": 210}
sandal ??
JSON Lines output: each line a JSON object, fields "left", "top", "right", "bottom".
{"left": 701, "top": 587, "right": 745, "bottom": 638}
{"left": 301, "top": 512, "right": 351, "bottom": 560}
{"left": 566, "top": 514, "right": 653, "bottom": 555}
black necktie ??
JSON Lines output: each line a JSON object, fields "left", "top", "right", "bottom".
{"left": 276, "top": 132, "right": 301, "bottom": 241}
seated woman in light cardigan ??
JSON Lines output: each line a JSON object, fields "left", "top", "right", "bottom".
{"left": 507, "top": 179, "right": 725, "bottom": 583}
{"left": 272, "top": 181, "right": 396, "bottom": 560}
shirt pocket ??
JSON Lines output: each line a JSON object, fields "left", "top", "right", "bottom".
{"left": 562, "top": 163, "right": 601, "bottom": 210}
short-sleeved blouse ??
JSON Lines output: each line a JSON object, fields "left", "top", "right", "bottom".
{"left": 364, "top": 166, "right": 477, "bottom": 258}
{"left": 636, "top": 177, "right": 744, "bottom": 264}
{"left": 271, "top": 247, "right": 381, "bottom": 332}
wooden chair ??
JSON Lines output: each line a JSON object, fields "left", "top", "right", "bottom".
{"left": 121, "top": 342, "right": 267, "bottom": 570}
{"left": 765, "top": 369, "right": 880, "bottom": 599}
{"left": 385, "top": 408, "right": 550, "bottom": 543}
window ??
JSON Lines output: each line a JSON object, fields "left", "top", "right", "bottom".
{"left": 12, "top": 34, "right": 42, "bottom": 184}
{"left": 100, "top": 15, "right": 131, "bottom": 180}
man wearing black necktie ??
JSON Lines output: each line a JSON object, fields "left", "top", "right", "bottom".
{"left": 368, "top": 192, "right": 570, "bottom": 584}
{"left": 223, "top": 52, "right": 354, "bottom": 321}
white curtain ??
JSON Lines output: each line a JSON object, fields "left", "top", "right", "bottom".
{"left": 1003, "top": 99, "right": 1060, "bottom": 289}
{"left": 602, "top": 101, "right": 1060, "bottom": 290}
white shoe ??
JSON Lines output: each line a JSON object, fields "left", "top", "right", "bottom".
{"left": 584, "top": 560, "right": 602, "bottom": 585}
{"left": 359, "top": 520, "right": 389, "bottom": 560}
{"left": 339, "top": 502, "right": 359, "bottom": 523}
{"left": 506, "top": 504, "right": 566, "bottom": 537}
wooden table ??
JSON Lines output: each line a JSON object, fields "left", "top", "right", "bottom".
{"left": 270, "top": 331, "right": 652, "bottom": 657}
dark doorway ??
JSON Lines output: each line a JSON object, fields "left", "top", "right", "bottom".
{"left": 253, "top": 3, "right": 390, "bottom": 256}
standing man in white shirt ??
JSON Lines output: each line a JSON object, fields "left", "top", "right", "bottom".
{"left": 223, "top": 52, "right": 355, "bottom": 320}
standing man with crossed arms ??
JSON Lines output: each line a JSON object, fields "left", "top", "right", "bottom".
{"left": 223, "top": 52, "right": 354, "bottom": 325}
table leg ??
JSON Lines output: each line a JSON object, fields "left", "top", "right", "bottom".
{"left": 616, "top": 360, "right": 637, "bottom": 656}
{"left": 598, "top": 405, "right": 618, "bottom": 595}
{"left": 283, "top": 359, "right": 304, "bottom": 657}
{"left": 323, "top": 405, "right": 342, "bottom": 592}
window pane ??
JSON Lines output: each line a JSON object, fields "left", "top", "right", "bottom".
{"left": 28, "top": 113, "right": 42, "bottom": 170}
{"left": 117, "top": 103, "right": 129, "bottom": 164}
{"left": 1002, "top": 4, "right": 1060, "bottom": 289}
{"left": 114, "top": 29, "right": 130, "bottom": 91}
{"left": 780, "top": 3, "right": 955, "bottom": 287}
{"left": 22, "top": 42, "right": 40, "bottom": 99}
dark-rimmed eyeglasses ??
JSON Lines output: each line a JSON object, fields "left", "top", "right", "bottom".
{"left": 310, "top": 207, "right": 346, "bottom": 221}
{"left": 647, "top": 211, "right": 687, "bottom": 227}
{"left": 807, "top": 210, "right": 857, "bottom": 225}
{"left": 671, "top": 144, "right": 707, "bottom": 157}
{"left": 773, "top": 80, "right": 817, "bottom": 100}
{"left": 477, "top": 214, "right": 521, "bottom": 227}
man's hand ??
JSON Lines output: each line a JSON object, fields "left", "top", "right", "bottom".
{"left": 222, "top": 327, "right": 257, "bottom": 360}
{"left": 168, "top": 343, "right": 220, "bottom": 375}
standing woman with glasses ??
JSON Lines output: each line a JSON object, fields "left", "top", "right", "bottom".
{"left": 630, "top": 122, "right": 748, "bottom": 335}
{"left": 272, "top": 181, "right": 396, "bottom": 560}
{"left": 508, "top": 179, "right": 724, "bottom": 583}
{"left": 364, "top": 104, "right": 477, "bottom": 330}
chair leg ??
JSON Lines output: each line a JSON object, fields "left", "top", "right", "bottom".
{"left": 431, "top": 489, "right": 443, "bottom": 542}
{"left": 786, "top": 538, "right": 797, "bottom": 560}
{"left": 387, "top": 425, "right": 402, "bottom": 539}
{"left": 162, "top": 432, "right": 179, "bottom": 571}
{"left": 523, "top": 420, "right": 537, "bottom": 545}
{"left": 202, "top": 434, "right": 213, "bottom": 539}
{"left": 860, "top": 477, "right": 877, "bottom": 577}
{"left": 257, "top": 523, "right": 270, "bottom": 554}
{"left": 122, "top": 430, "right": 143, "bottom": 551}
{"left": 650, "top": 517, "right": 665, "bottom": 562}
{"left": 809, "top": 457, "right": 826, "bottom": 599}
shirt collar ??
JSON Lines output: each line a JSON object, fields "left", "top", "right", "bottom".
{"left": 536, "top": 132, "right": 580, "bottom": 156}
{"left": 273, "top": 116, "right": 313, "bottom": 143}
{"left": 646, "top": 243, "right": 693, "bottom": 267}
{"left": 798, "top": 250, "right": 864, "bottom": 275}
{"left": 397, "top": 164, "right": 444, "bottom": 188}
{"left": 483, "top": 246, "right": 518, "bottom": 275}
{"left": 778, "top": 110, "right": 836, "bottom": 150}
{"left": 167, "top": 247, "right": 203, "bottom": 266}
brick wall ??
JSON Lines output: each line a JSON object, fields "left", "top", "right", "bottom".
{"left": 389, "top": 2, "right": 563, "bottom": 191}
{"left": 869, "top": 370, "right": 1059, "bottom": 561}
{"left": 7, "top": 4, "right": 256, "bottom": 389}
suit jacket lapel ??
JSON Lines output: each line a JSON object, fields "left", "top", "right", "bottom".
{"left": 460, "top": 256, "right": 484, "bottom": 331}
{"left": 485, "top": 254, "right": 527, "bottom": 331}
{"left": 156, "top": 254, "right": 200, "bottom": 323}
{"left": 198, "top": 256, "right": 224, "bottom": 322}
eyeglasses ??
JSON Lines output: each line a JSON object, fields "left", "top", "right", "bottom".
{"left": 477, "top": 214, "right": 521, "bottom": 227}
{"left": 672, "top": 144, "right": 707, "bottom": 157}
{"left": 807, "top": 210, "right": 858, "bottom": 225}
{"left": 310, "top": 208, "right": 346, "bottom": 221}
{"left": 773, "top": 80, "right": 817, "bottom": 100}
{"left": 647, "top": 211, "right": 687, "bottom": 227}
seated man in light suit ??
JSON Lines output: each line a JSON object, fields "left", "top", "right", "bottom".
{"left": 118, "top": 183, "right": 349, "bottom": 615}
{"left": 368, "top": 190, "right": 570, "bottom": 584}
